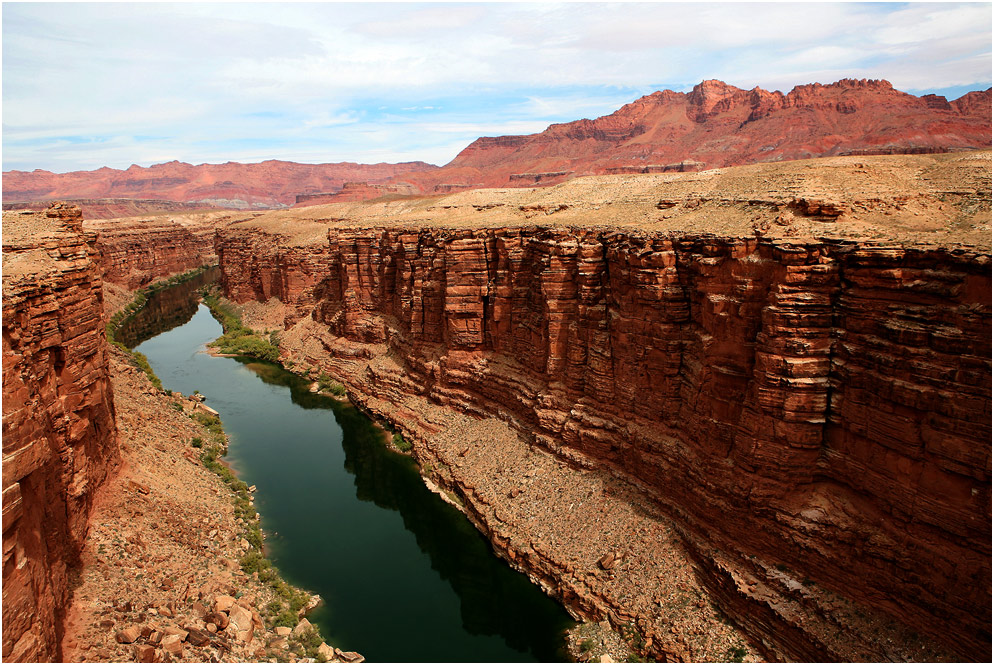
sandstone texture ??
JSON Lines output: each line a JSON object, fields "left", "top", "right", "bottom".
{"left": 391, "top": 78, "right": 991, "bottom": 195}
{"left": 3, "top": 159, "right": 439, "bottom": 210}
{"left": 84, "top": 211, "right": 259, "bottom": 289}
{"left": 2, "top": 203, "right": 120, "bottom": 661}
{"left": 217, "top": 152, "right": 991, "bottom": 661}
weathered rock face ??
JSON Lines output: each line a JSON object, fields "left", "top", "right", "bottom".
{"left": 216, "top": 159, "right": 991, "bottom": 660}
{"left": 84, "top": 211, "right": 258, "bottom": 288}
{"left": 2, "top": 203, "right": 120, "bottom": 661}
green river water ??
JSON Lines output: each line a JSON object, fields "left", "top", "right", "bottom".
{"left": 123, "top": 279, "right": 574, "bottom": 662}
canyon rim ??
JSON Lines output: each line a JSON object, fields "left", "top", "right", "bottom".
{"left": 3, "top": 68, "right": 992, "bottom": 665}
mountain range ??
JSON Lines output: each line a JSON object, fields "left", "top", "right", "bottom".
{"left": 3, "top": 78, "right": 990, "bottom": 211}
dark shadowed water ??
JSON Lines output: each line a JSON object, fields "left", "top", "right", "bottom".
{"left": 130, "top": 280, "right": 574, "bottom": 662}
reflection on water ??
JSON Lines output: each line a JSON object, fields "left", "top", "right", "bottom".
{"left": 134, "top": 296, "right": 574, "bottom": 662}
{"left": 115, "top": 267, "right": 220, "bottom": 348}
{"left": 241, "top": 359, "right": 573, "bottom": 659}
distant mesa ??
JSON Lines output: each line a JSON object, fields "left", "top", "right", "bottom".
{"left": 3, "top": 78, "right": 990, "bottom": 210}
{"left": 2, "top": 160, "right": 439, "bottom": 213}
{"left": 392, "top": 77, "right": 992, "bottom": 198}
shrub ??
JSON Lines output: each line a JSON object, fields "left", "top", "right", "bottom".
{"left": 392, "top": 432, "right": 412, "bottom": 452}
{"left": 191, "top": 437, "right": 203, "bottom": 448}
{"left": 580, "top": 639, "right": 595, "bottom": 653}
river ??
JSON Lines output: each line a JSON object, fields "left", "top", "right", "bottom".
{"left": 121, "top": 278, "right": 574, "bottom": 662}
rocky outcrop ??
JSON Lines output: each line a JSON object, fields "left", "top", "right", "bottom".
{"left": 389, "top": 78, "right": 992, "bottom": 195}
{"left": 215, "top": 154, "right": 991, "bottom": 661}
{"left": 2, "top": 203, "right": 120, "bottom": 661}
{"left": 2, "top": 160, "right": 439, "bottom": 210}
{"left": 84, "top": 211, "right": 258, "bottom": 289}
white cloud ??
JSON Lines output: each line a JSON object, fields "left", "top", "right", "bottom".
{"left": 2, "top": 2, "right": 990, "bottom": 172}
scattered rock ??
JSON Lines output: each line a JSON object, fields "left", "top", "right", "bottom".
{"left": 275, "top": 626, "right": 292, "bottom": 637}
{"left": 317, "top": 643, "right": 336, "bottom": 661}
{"left": 598, "top": 552, "right": 617, "bottom": 570}
{"left": 114, "top": 626, "right": 141, "bottom": 644}
{"left": 214, "top": 595, "right": 235, "bottom": 612}
{"left": 126, "top": 480, "right": 151, "bottom": 495}
{"left": 292, "top": 618, "right": 313, "bottom": 637}
{"left": 160, "top": 634, "right": 183, "bottom": 657}
{"left": 134, "top": 644, "right": 158, "bottom": 662}
{"left": 186, "top": 627, "right": 210, "bottom": 647}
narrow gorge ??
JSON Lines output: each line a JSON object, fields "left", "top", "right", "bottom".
{"left": 215, "top": 152, "right": 991, "bottom": 662}
{"left": 3, "top": 151, "right": 990, "bottom": 663}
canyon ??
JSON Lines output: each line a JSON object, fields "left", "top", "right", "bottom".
{"left": 2, "top": 150, "right": 990, "bottom": 663}
{"left": 83, "top": 211, "right": 260, "bottom": 290}
{"left": 215, "top": 151, "right": 991, "bottom": 661}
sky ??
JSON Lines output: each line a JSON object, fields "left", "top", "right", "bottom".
{"left": 2, "top": 1, "right": 992, "bottom": 173}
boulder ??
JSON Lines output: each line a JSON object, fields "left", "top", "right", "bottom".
{"left": 134, "top": 644, "right": 158, "bottom": 662}
{"left": 214, "top": 595, "right": 236, "bottom": 612}
{"left": 161, "top": 634, "right": 183, "bottom": 657}
{"left": 114, "top": 626, "right": 141, "bottom": 644}
{"left": 185, "top": 627, "right": 210, "bottom": 647}
{"left": 292, "top": 618, "right": 313, "bottom": 637}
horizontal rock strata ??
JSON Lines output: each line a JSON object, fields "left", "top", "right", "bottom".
{"left": 2, "top": 203, "right": 120, "bottom": 661}
{"left": 216, "top": 155, "right": 991, "bottom": 661}
{"left": 84, "top": 211, "right": 259, "bottom": 288}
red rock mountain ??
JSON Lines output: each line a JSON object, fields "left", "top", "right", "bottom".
{"left": 391, "top": 78, "right": 992, "bottom": 194}
{"left": 2, "top": 160, "right": 439, "bottom": 209}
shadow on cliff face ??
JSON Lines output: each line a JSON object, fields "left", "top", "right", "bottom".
{"left": 235, "top": 356, "right": 574, "bottom": 660}
{"left": 115, "top": 267, "right": 220, "bottom": 348}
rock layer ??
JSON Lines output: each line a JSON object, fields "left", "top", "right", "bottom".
{"left": 216, "top": 155, "right": 991, "bottom": 661}
{"left": 85, "top": 211, "right": 258, "bottom": 289}
{"left": 2, "top": 203, "right": 120, "bottom": 661}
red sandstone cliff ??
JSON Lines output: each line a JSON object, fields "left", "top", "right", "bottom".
{"left": 215, "top": 153, "right": 991, "bottom": 661}
{"left": 391, "top": 79, "right": 992, "bottom": 194}
{"left": 2, "top": 160, "right": 439, "bottom": 210}
{"left": 2, "top": 203, "right": 120, "bottom": 661}
{"left": 84, "top": 210, "right": 259, "bottom": 289}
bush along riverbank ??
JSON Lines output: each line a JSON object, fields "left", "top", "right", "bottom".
{"left": 201, "top": 287, "right": 281, "bottom": 362}
{"left": 200, "top": 289, "right": 350, "bottom": 399}
{"left": 106, "top": 265, "right": 217, "bottom": 390}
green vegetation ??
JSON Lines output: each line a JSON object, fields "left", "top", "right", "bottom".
{"left": 201, "top": 288, "right": 281, "bottom": 362}
{"left": 316, "top": 373, "right": 347, "bottom": 397}
{"left": 105, "top": 264, "right": 215, "bottom": 390}
{"left": 728, "top": 646, "right": 748, "bottom": 662}
{"left": 190, "top": 408, "right": 324, "bottom": 640}
{"left": 580, "top": 639, "right": 595, "bottom": 653}
{"left": 392, "top": 432, "right": 412, "bottom": 452}
{"left": 288, "top": 624, "right": 325, "bottom": 661}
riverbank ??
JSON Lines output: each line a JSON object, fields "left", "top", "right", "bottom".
{"left": 61, "top": 274, "right": 362, "bottom": 663}
{"left": 230, "top": 297, "right": 756, "bottom": 663}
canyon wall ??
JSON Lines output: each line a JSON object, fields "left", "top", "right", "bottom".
{"left": 2, "top": 203, "right": 120, "bottom": 661}
{"left": 85, "top": 211, "right": 258, "bottom": 289}
{"left": 215, "top": 156, "right": 991, "bottom": 661}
